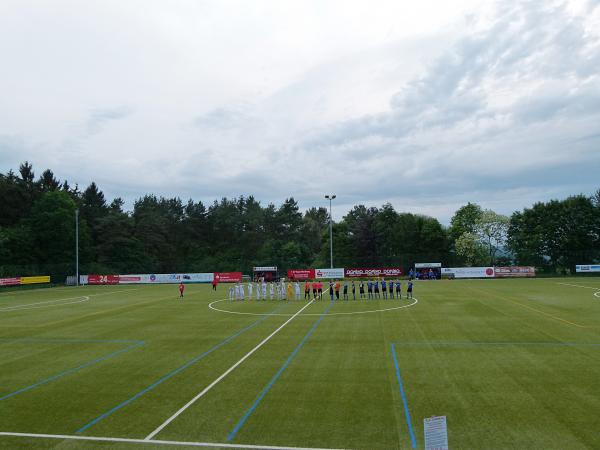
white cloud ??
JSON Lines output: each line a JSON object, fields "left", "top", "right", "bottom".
{"left": 1, "top": 0, "right": 599, "bottom": 223}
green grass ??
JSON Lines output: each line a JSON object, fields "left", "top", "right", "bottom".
{"left": 1, "top": 278, "right": 600, "bottom": 449}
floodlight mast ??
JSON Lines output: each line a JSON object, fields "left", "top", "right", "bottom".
{"left": 324, "top": 195, "right": 336, "bottom": 269}
{"left": 75, "top": 209, "right": 79, "bottom": 286}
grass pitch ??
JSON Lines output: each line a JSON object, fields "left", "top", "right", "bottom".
{"left": 1, "top": 278, "right": 600, "bottom": 449}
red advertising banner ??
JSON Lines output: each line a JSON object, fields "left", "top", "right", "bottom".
{"left": 0, "top": 277, "right": 21, "bottom": 286}
{"left": 88, "top": 274, "right": 120, "bottom": 285}
{"left": 287, "top": 269, "right": 316, "bottom": 280}
{"left": 494, "top": 266, "right": 536, "bottom": 278}
{"left": 214, "top": 272, "right": 243, "bottom": 283}
{"left": 344, "top": 267, "right": 404, "bottom": 278}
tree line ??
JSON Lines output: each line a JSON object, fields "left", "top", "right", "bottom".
{"left": 1, "top": 162, "right": 599, "bottom": 282}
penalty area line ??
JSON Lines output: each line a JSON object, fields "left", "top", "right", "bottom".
{"left": 0, "top": 432, "right": 345, "bottom": 450}
{"left": 144, "top": 299, "right": 316, "bottom": 441}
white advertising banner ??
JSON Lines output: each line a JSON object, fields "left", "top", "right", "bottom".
{"left": 415, "top": 262, "right": 442, "bottom": 268}
{"left": 118, "top": 273, "right": 214, "bottom": 284}
{"left": 576, "top": 265, "right": 600, "bottom": 273}
{"left": 315, "top": 268, "right": 345, "bottom": 279}
{"left": 442, "top": 267, "right": 495, "bottom": 278}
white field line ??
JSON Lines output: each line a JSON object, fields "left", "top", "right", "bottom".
{"left": 0, "top": 296, "right": 90, "bottom": 312}
{"left": 0, "top": 432, "right": 345, "bottom": 450}
{"left": 144, "top": 300, "right": 316, "bottom": 441}
{"left": 0, "top": 287, "right": 148, "bottom": 313}
{"left": 557, "top": 282, "right": 600, "bottom": 291}
{"left": 209, "top": 297, "right": 419, "bottom": 316}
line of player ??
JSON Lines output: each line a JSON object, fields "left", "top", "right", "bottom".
{"left": 227, "top": 279, "right": 414, "bottom": 301}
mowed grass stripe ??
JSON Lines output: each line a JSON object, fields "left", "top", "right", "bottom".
{"left": 227, "top": 301, "right": 335, "bottom": 442}
{"left": 76, "top": 303, "right": 286, "bottom": 434}
{"left": 2, "top": 280, "right": 600, "bottom": 449}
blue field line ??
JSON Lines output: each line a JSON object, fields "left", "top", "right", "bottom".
{"left": 394, "top": 341, "right": 600, "bottom": 347}
{"left": 76, "top": 303, "right": 286, "bottom": 434}
{"left": 391, "top": 343, "right": 417, "bottom": 449}
{"left": 0, "top": 341, "right": 145, "bottom": 402}
{"left": 0, "top": 338, "right": 144, "bottom": 345}
{"left": 227, "top": 301, "right": 334, "bottom": 442}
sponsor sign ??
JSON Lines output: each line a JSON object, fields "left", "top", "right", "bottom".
{"left": 88, "top": 274, "right": 120, "bottom": 285}
{"left": 345, "top": 267, "right": 404, "bottom": 278}
{"left": 494, "top": 266, "right": 536, "bottom": 278}
{"left": 287, "top": 269, "right": 316, "bottom": 280}
{"left": 118, "top": 275, "right": 145, "bottom": 284}
{"left": 214, "top": 272, "right": 243, "bottom": 283}
{"left": 253, "top": 266, "right": 277, "bottom": 272}
{"left": 441, "top": 267, "right": 494, "bottom": 278}
{"left": 576, "top": 265, "right": 600, "bottom": 273}
{"left": 315, "top": 268, "right": 345, "bottom": 279}
{"left": 0, "top": 277, "right": 21, "bottom": 286}
{"left": 20, "top": 275, "right": 51, "bottom": 284}
{"left": 117, "top": 273, "right": 214, "bottom": 284}
{"left": 415, "top": 262, "right": 442, "bottom": 268}
{"left": 424, "top": 416, "right": 449, "bottom": 450}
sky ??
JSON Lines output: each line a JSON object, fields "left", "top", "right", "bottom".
{"left": 1, "top": 0, "right": 599, "bottom": 224}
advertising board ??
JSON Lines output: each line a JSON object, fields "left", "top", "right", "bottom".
{"left": 87, "top": 274, "right": 120, "bottom": 285}
{"left": 20, "top": 275, "right": 51, "bottom": 284}
{"left": 576, "top": 265, "right": 600, "bottom": 273}
{"left": 494, "top": 266, "right": 536, "bottom": 277}
{"left": 214, "top": 272, "right": 243, "bottom": 283}
{"left": 441, "top": 267, "right": 494, "bottom": 278}
{"left": 315, "top": 268, "right": 345, "bottom": 279}
{"left": 415, "top": 262, "right": 442, "bottom": 268}
{"left": 0, "top": 277, "right": 21, "bottom": 286}
{"left": 287, "top": 269, "right": 316, "bottom": 280}
{"left": 344, "top": 267, "right": 404, "bottom": 278}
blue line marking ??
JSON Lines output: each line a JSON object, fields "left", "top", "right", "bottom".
{"left": 76, "top": 304, "right": 285, "bottom": 434}
{"left": 0, "top": 341, "right": 144, "bottom": 402}
{"left": 394, "top": 341, "right": 600, "bottom": 347}
{"left": 391, "top": 343, "right": 417, "bottom": 449}
{"left": 0, "top": 338, "right": 144, "bottom": 345}
{"left": 227, "top": 301, "right": 334, "bottom": 442}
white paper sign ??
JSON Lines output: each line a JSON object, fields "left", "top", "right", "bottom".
{"left": 314, "top": 268, "right": 345, "bottom": 279}
{"left": 424, "top": 416, "right": 448, "bottom": 450}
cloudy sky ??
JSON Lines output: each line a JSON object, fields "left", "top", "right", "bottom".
{"left": 1, "top": 0, "right": 599, "bottom": 223}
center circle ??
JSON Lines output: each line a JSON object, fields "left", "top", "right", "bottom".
{"left": 208, "top": 297, "right": 419, "bottom": 316}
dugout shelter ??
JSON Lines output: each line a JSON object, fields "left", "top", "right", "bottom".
{"left": 253, "top": 266, "right": 278, "bottom": 282}
{"left": 414, "top": 262, "right": 441, "bottom": 280}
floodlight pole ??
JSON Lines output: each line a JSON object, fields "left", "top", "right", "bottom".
{"left": 325, "top": 194, "right": 336, "bottom": 269}
{"left": 75, "top": 209, "right": 79, "bottom": 286}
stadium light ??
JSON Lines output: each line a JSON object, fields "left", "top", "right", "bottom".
{"left": 75, "top": 209, "right": 79, "bottom": 286}
{"left": 324, "top": 195, "right": 336, "bottom": 269}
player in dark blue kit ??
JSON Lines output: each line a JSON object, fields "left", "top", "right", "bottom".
{"left": 389, "top": 279, "right": 394, "bottom": 299}
{"left": 381, "top": 278, "right": 387, "bottom": 299}
{"left": 374, "top": 280, "right": 380, "bottom": 299}
{"left": 359, "top": 280, "right": 365, "bottom": 299}
{"left": 407, "top": 280, "right": 413, "bottom": 299}
{"left": 351, "top": 281, "right": 356, "bottom": 300}
{"left": 396, "top": 279, "right": 401, "bottom": 299}
{"left": 367, "top": 280, "right": 373, "bottom": 299}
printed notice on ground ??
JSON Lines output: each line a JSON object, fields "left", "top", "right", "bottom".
{"left": 424, "top": 415, "right": 449, "bottom": 450}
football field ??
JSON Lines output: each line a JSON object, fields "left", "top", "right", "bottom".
{"left": 1, "top": 278, "right": 600, "bottom": 449}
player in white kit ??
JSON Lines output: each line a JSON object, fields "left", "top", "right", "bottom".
{"left": 294, "top": 282, "right": 301, "bottom": 300}
{"left": 269, "top": 282, "right": 274, "bottom": 300}
{"left": 247, "top": 282, "right": 253, "bottom": 300}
